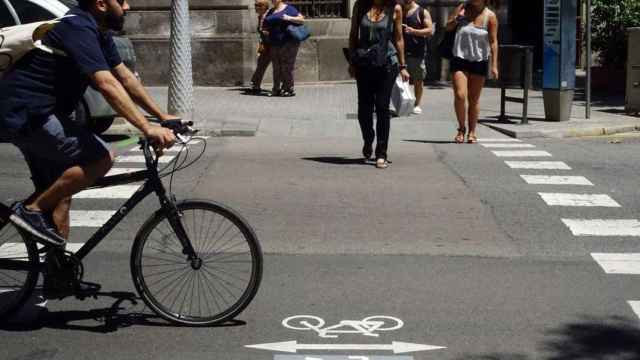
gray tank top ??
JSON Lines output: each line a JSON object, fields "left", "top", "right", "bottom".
{"left": 359, "top": 10, "right": 398, "bottom": 65}
{"left": 453, "top": 10, "right": 490, "bottom": 62}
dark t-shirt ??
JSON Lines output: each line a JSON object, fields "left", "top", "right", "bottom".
{"left": 0, "top": 7, "right": 122, "bottom": 134}
{"left": 403, "top": 6, "right": 427, "bottom": 58}
{"left": 264, "top": 4, "right": 301, "bottom": 46}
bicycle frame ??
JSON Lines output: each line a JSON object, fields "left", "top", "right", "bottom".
{"left": 0, "top": 140, "right": 199, "bottom": 265}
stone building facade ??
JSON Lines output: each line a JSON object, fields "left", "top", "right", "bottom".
{"left": 126, "top": 0, "right": 517, "bottom": 86}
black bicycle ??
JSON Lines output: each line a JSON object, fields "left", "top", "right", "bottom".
{"left": 0, "top": 120, "right": 263, "bottom": 326}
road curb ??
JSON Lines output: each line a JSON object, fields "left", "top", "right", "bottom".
{"left": 481, "top": 123, "right": 640, "bottom": 139}
{"left": 103, "top": 118, "right": 256, "bottom": 137}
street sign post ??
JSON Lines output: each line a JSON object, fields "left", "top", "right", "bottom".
{"left": 542, "top": 0, "right": 577, "bottom": 121}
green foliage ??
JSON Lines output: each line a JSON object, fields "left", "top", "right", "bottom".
{"left": 592, "top": 0, "right": 640, "bottom": 69}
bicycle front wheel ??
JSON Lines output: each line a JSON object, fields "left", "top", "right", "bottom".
{"left": 0, "top": 218, "right": 39, "bottom": 320}
{"left": 131, "top": 200, "right": 263, "bottom": 326}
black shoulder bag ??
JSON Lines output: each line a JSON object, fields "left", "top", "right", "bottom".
{"left": 437, "top": 18, "right": 458, "bottom": 60}
{"left": 351, "top": 7, "right": 394, "bottom": 69}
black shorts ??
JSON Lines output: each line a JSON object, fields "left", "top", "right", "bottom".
{"left": 450, "top": 57, "right": 489, "bottom": 77}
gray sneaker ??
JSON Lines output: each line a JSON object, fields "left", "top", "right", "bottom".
{"left": 9, "top": 202, "right": 66, "bottom": 246}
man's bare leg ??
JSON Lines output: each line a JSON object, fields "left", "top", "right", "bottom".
{"left": 414, "top": 79, "right": 424, "bottom": 107}
{"left": 52, "top": 197, "right": 71, "bottom": 240}
{"left": 27, "top": 152, "right": 113, "bottom": 214}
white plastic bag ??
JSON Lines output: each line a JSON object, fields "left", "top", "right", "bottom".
{"left": 390, "top": 76, "right": 415, "bottom": 117}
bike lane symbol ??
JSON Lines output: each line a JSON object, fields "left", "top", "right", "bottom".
{"left": 282, "top": 315, "right": 404, "bottom": 338}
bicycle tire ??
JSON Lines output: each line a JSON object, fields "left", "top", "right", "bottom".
{"left": 130, "top": 200, "right": 263, "bottom": 326}
{"left": 0, "top": 220, "right": 39, "bottom": 321}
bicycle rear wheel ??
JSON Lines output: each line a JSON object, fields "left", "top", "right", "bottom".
{"left": 0, "top": 218, "right": 39, "bottom": 320}
{"left": 131, "top": 200, "right": 263, "bottom": 326}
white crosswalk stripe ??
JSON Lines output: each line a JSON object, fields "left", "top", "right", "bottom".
{"left": 492, "top": 150, "right": 553, "bottom": 157}
{"left": 116, "top": 155, "right": 175, "bottom": 164}
{"left": 105, "top": 168, "right": 144, "bottom": 176}
{"left": 561, "top": 219, "right": 640, "bottom": 236}
{"left": 74, "top": 185, "right": 140, "bottom": 199}
{"left": 70, "top": 210, "right": 116, "bottom": 227}
{"left": 591, "top": 253, "right": 640, "bottom": 274}
{"left": 505, "top": 161, "right": 571, "bottom": 170}
{"left": 539, "top": 193, "right": 620, "bottom": 207}
{"left": 520, "top": 175, "right": 593, "bottom": 186}
{"left": 478, "top": 138, "right": 523, "bottom": 142}
{"left": 481, "top": 143, "right": 536, "bottom": 148}
{"left": 628, "top": 301, "right": 640, "bottom": 320}
{"left": 0, "top": 242, "right": 84, "bottom": 258}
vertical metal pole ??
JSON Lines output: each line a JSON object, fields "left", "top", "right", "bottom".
{"left": 522, "top": 48, "right": 533, "bottom": 125}
{"left": 168, "top": 0, "right": 194, "bottom": 121}
{"left": 585, "top": 0, "right": 592, "bottom": 119}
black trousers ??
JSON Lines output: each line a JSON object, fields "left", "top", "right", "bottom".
{"left": 355, "top": 65, "right": 398, "bottom": 160}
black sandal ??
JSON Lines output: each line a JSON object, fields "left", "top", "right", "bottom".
{"left": 455, "top": 127, "right": 466, "bottom": 144}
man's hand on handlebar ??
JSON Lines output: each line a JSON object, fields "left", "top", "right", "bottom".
{"left": 144, "top": 126, "right": 176, "bottom": 156}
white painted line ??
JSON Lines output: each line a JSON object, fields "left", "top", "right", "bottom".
{"left": 480, "top": 143, "right": 536, "bottom": 148}
{"left": 105, "top": 168, "right": 144, "bottom": 176}
{"left": 520, "top": 175, "right": 594, "bottom": 186}
{"left": 629, "top": 301, "right": 640, "bottom": 320}
{"left": 539, "top": 193, "right": 621, "bottom": 207}
{"left": 492, "top": 150, "right": 552, "bottom": 157}
{"left": 245, "top": 341, "right": 446, "bottom": 354}
{"left": 591, "top": 253, "right": 640, "bottom": 274}
{"left": 74, "top": 185, "right": 140, "bottom": 199}
{"left": 0, "top": 242, "right": 84, "bottom": 259}
{"left": 561, "top": 219, "right": 640, "bottom": 236}
{"left": 505, "top": 161, "right": 571, "bottom": 170}
{"left": 115, "top": 155, "right": 175, "bottom": 164}
{"left": 478, "top": 138, "right": 522, "bottom": 143}
{"left": 70, "top": 210, "right": 115, "bottom": 227}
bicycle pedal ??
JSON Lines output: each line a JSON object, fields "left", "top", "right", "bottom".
{"left": 73, "top": 281, "right": 101, "bottom": 300}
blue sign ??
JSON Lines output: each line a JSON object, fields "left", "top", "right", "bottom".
{"left": 543, "top": 0, "right": 577, "bottom": 90}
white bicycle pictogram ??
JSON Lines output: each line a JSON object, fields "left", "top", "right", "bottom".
{"left": 282, "top": 315, "right": 404, "bottom": 338}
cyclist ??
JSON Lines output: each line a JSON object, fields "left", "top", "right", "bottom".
{"left": 0, "top": 0, "right": 176, "bottom": 247}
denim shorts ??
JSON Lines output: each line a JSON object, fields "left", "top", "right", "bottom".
{"left": 12, "top": 114, "right": 111, "bottom": 192}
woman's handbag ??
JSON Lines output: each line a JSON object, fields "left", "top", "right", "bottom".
{"left": 287, "top": 24, "right": 311, "bottom": 42}
{"left": 437, "top": 24, "right": 457, "bottom": 60}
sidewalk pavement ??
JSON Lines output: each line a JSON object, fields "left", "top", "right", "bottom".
{"left": 105, "top": 83, "right": 640, "bottom": 139}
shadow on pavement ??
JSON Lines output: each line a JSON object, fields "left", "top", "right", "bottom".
{"left": 1, "top": 291, "right": 246, "bottom": 333}
{"left": 226, "top": 87, "right": 271, "bottom": 97}
{"left": 454, "top": 316, "right": 640, "bottom": 360}
{"left": 302, "top": 157, "right": 369, "bottom": 166}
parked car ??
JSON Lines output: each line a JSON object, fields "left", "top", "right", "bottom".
{"left": 0, "top": 0, "right": 138, "bottom": 133}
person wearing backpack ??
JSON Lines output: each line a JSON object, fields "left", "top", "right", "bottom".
{"left": 400, "top": 0, "right": 433, "bottom": 115}
{"left": 348, "top": 0, "right": 410, "bottom": 169}
{"left": 0, "top": 0, "right": 176, "bottom": 249}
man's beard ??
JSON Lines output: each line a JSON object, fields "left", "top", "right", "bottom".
{"left": 105, "top": 11, "right": 125, "bottom": 32}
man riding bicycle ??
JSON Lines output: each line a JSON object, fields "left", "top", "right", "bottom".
{"left": 0, "top": 0, "right": 176, "bottom": 247}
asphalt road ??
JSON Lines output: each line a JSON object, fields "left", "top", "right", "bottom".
{"left": 1, "top": 129, "right": 639, "bottom": 360}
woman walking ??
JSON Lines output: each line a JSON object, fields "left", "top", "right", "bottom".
{"left": 264, "top": 0, "right": 305, "bottom": 97}
{"left": 250, "top": 0, "right": 272, "bottom": 93}
{"left": 348, "top": 0, "right": 410, "bottom": 169}
{"left": 447, "top": 0, "right": 499, "bottom": 144}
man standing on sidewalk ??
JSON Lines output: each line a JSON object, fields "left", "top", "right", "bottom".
{"left": 401, "top": 0, "right": 433, "bottom": 115}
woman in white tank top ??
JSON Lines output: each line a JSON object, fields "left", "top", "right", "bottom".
{"left": 446, "top": 0, "right": 499, "bottom": 144}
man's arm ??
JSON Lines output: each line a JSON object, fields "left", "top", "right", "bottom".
{"left": 111, "top": 63, "right": 176, "bottom": 121}
{"left": 91, "top": 70, "right": 175, "bottom": 147}
{"left": 404, "top": 9, "right": 433, "bottom": 38}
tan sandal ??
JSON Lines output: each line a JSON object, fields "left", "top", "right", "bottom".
{"left": 467, "top": 133, "right": 478, "bottom": 144}
{"left": 376, "top": 158, "right": 389, "bottom": 169}
{"left": 455, "top": 127, "right": 466, "bottom": 144}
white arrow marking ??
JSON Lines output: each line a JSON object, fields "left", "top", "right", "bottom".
{"left": 245, "top": 341, "right": 446, "bottom": 354}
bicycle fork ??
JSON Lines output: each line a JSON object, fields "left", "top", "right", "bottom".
{"left": 163, "top": 197, "right": 202, "bottom": 270}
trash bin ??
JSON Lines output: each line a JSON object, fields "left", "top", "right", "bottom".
{"left": 498, "top": 45, "right": 534, "bottom": 124}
